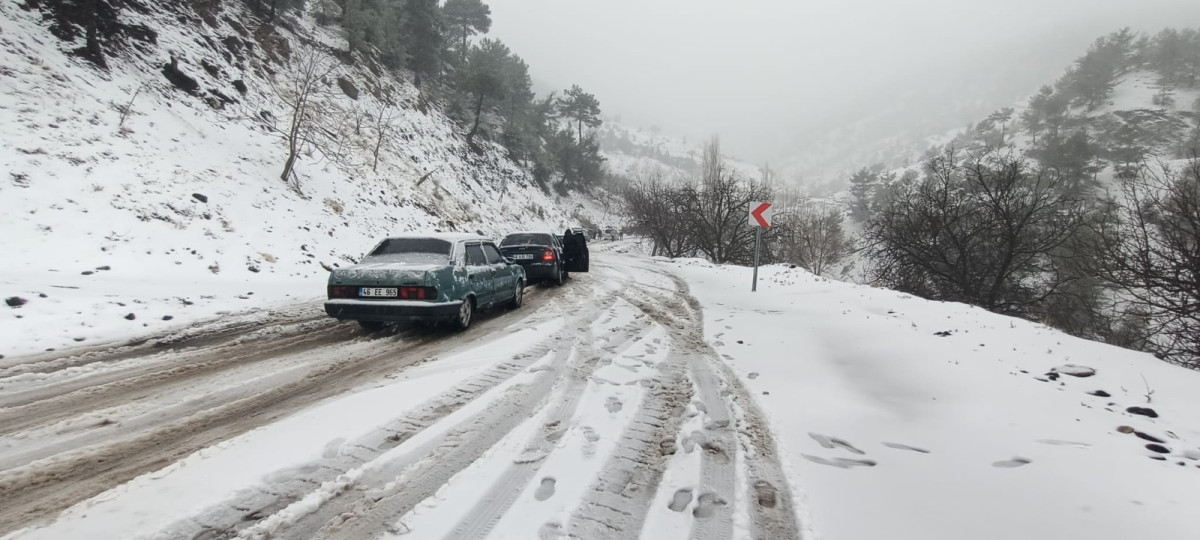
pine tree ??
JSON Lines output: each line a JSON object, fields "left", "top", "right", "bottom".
{"left": 402, "top": 0, "right": 444, "bottom": 87}
{"left": 557, "top": 85, "right": 602, "bottom": 144}
{"left": 442, "top": 0, "right": 492, "bottom": 63}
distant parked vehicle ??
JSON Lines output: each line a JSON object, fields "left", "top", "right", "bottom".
{"left": 324, "top": 233, "right": 525, "bottom": 331}
{"left": 499, "top": 231, "right": 569, "bottom": 286}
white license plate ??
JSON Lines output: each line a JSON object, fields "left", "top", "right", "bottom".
{"left": 359, "top": 287, "right": 398, "bottom": 297}
{"left": 512, "top": 254, "right": 534, "bottom": 260}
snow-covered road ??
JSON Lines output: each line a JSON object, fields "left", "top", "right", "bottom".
{"left": 7, "top": 242, "right": 1200, "bottom": 540}
{"left": 0, "top": 249, "right": 800, "bottom": 540}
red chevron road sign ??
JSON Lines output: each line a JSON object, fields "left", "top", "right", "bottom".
{"left": 750, "top": 201, "right": 773, "bottom": 228}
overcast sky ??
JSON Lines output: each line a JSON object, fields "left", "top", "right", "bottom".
{"left": 484, "top": 0, "right": 1200, "bottom": 164}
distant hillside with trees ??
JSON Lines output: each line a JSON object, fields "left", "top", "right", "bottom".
{"left": 846, "top": 27, "right": 1200, "bottom": 367}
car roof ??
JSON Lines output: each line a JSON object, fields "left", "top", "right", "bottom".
{"left": 504, "top": 230, "right": 556, "bottom": 237}
{"left": 383, "top": 232, "right": 490, "bottom": 243}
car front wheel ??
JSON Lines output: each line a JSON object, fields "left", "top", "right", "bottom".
{"left": 454, "top": 297, "right": 475, "bottom": 330}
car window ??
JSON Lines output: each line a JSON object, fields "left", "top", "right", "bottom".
{"left": 465, "top": 244, "right": 487, "bottom": 266}
{"left": 363, "top": 238, "right": 452, "bottom": 265}
{"left": 483, "top": 244, "right": 504, "bottom": 264}
{"left": 500, "top": 233, "right": 553, "bottom": 247}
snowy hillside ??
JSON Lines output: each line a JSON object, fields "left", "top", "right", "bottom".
{"left": 597, "top": 120, "right": 763, "bottom": 181}
{"left": 0, "top": 1, "right": 608, "bottom": 356}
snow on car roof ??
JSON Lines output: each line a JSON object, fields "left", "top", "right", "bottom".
{"left": 383, "top": 232, "right": 490, "bottom": 242}
{"left": 504, "top": 230, "right": 557, "bottom": 236}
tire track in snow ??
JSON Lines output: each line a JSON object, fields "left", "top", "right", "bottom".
{"left": 0, "top": 286, "right": 572, "bottom": 536}
{"left": 157, "top": 333, "right": 566, "bottom": 540}
{"left": 243, "top": 280, "right": 617, "bottom": 540}
{"left": 565, "top": 351, "right": 691, "bottom": 540}
{"left": 648, "top": 269, "right": 803, "bottom": 540}
{"left": 285, "top": 347, "right": 574, "bottom": 540}
{"left": 686, "top": 352, "right": 737, "bottom": 540}
{"left": 0, "top": 304, "right": 331, "bottom": 379}
{"left": 444, "top": 306, "right": 654, "bottom": 540}
{"left": 0, "top": 322, "right": 350, "bottom": 434}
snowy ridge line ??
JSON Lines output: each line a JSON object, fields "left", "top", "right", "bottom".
{"left": 658, "top": 271, "right": 803, "bottom": 540}
{"left": 0, "top": 322, "right": 349, "bottom": 430}
{"left": 0, "top": 310, "right": 532, "bottom": 535}
{"left": 156, "top": 333, "right": 566, "bottom": 540}
{"left": 445, "top": 309, "right": 657, "bottom": 540}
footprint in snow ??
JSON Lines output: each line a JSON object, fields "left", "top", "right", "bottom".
{"left": 1035, "top": 439, "right": 1091, "bottom": 448}
{"left": 534, "top": 477, "right": 557, "bottom": 501}
{"left": 682, "top": 430, "right": 708, "bottom": 453}
{"left": 605, "top": 396, "right": 623, "bottom": 413}
{"left": 538, "top": 521, "right": 567, "bottom": 540}
{"left": 322, "top": 437, "right": 346, "bottom": 459}
{"left": 581, "top": 426, "right": 600, "bottom": 457}
{"left": 668, "top": 488, "right": 693, "bottom": 512}
{"left": 882, "top": 442, "right": 931, "bottom": 453}
{"left": 802, "top": 454, "right": 877, "bottom": 468}
{"left": 692, "top": 492, "right": 728, "bottom": 518}
{"left": 809, "top": 433, "right": 866, "bottom": 455}
{"left": 992, "top": 457, "right": 1033, "bottom": 468}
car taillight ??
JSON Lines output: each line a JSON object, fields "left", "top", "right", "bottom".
{"left": 542, "top": 248, "right": 555, "bottom": 261}
{"left": 399, "top": 287, "right": 437, "bottom": 300}
{"left": 328, "top": 285, "right": 357, "bottom": 298}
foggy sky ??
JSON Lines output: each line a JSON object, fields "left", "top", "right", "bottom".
{"left": 484, "top": 0, "right": 1200, "bottom": 166}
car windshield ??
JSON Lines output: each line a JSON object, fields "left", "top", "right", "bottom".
{"left": 501, "top": 233, "right": 552, "bottom": 247}
{"left": 363, "top": 238, "right": 452, "bottom": 265}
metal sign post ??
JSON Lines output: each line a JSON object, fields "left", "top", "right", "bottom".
{"left": 752, "top": 226, "right": 762, "bottom": 291}
{"left": 749, "top": 201, "right": 773, "bottom": 292}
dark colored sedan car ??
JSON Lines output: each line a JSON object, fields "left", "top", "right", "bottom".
{"left": 499, "top": 231, "right": 570, "bottom": 285}
{"left": 325, "top": 233, "right": 525, "bottom": 331}
{"left": 499, "top": 230, "right": 588, "bottom": 284}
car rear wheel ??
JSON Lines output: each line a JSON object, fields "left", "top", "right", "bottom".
{"left": 454, "top": 297, "right": 474, "bottom": 330}
{"left": 358, "top": 320, "right": 385, "bottom": 332}
{"left": 508, "top": 280, "right": 524, "bottom": 309}
{"left": 553, "top": 265, "right": 566, "bottom": 286}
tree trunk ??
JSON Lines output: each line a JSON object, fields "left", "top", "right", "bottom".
{"left": 466, "top": 93, "right": 485, "bottom": 146}
{"left": 85, "top": 0, "right": 103, "bottom": 64}
{"left": 576, "top": 118, "right": 582, "bottom": 145}
{"left": 461, "top": 26, "right": 468, "bottom": 63}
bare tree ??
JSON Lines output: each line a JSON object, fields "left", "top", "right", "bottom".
{"left": 776, "top": 203, "right": 856, "bottom": 276}
{"left": 863, "top": 147, "right": 1087, "bottom": 316}
{"left": 369, "top": 100, "right": 400, "bottom": 172}
{"left": 264, "top": 47, "right": 337, "bottom": 195}
{"left": 689, "top": 137, "right": 775, "bottom": 264}
{"left": 1081, "top": 160, "right": 1200, "bottom": 366}
{"left": 623, "top": 169, "right": 697, "bottom": 257}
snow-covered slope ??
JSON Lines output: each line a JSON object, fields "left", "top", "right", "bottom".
{"left": 669, "top": 256, "right": 1200, "bottom": 540}
{"left": 0, "top": 2, "right": 607, "bottom": 356}
{"left": 597, "top": 120, "right": 764, "bottom": 181}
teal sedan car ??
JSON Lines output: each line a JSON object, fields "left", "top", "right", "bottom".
{"left": 324, "top": 233, "right": 525, "bottom": 331}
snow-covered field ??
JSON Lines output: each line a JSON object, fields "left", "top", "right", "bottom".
{"left": 669, "top": 256, "right": 1200, "bottom": 540}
